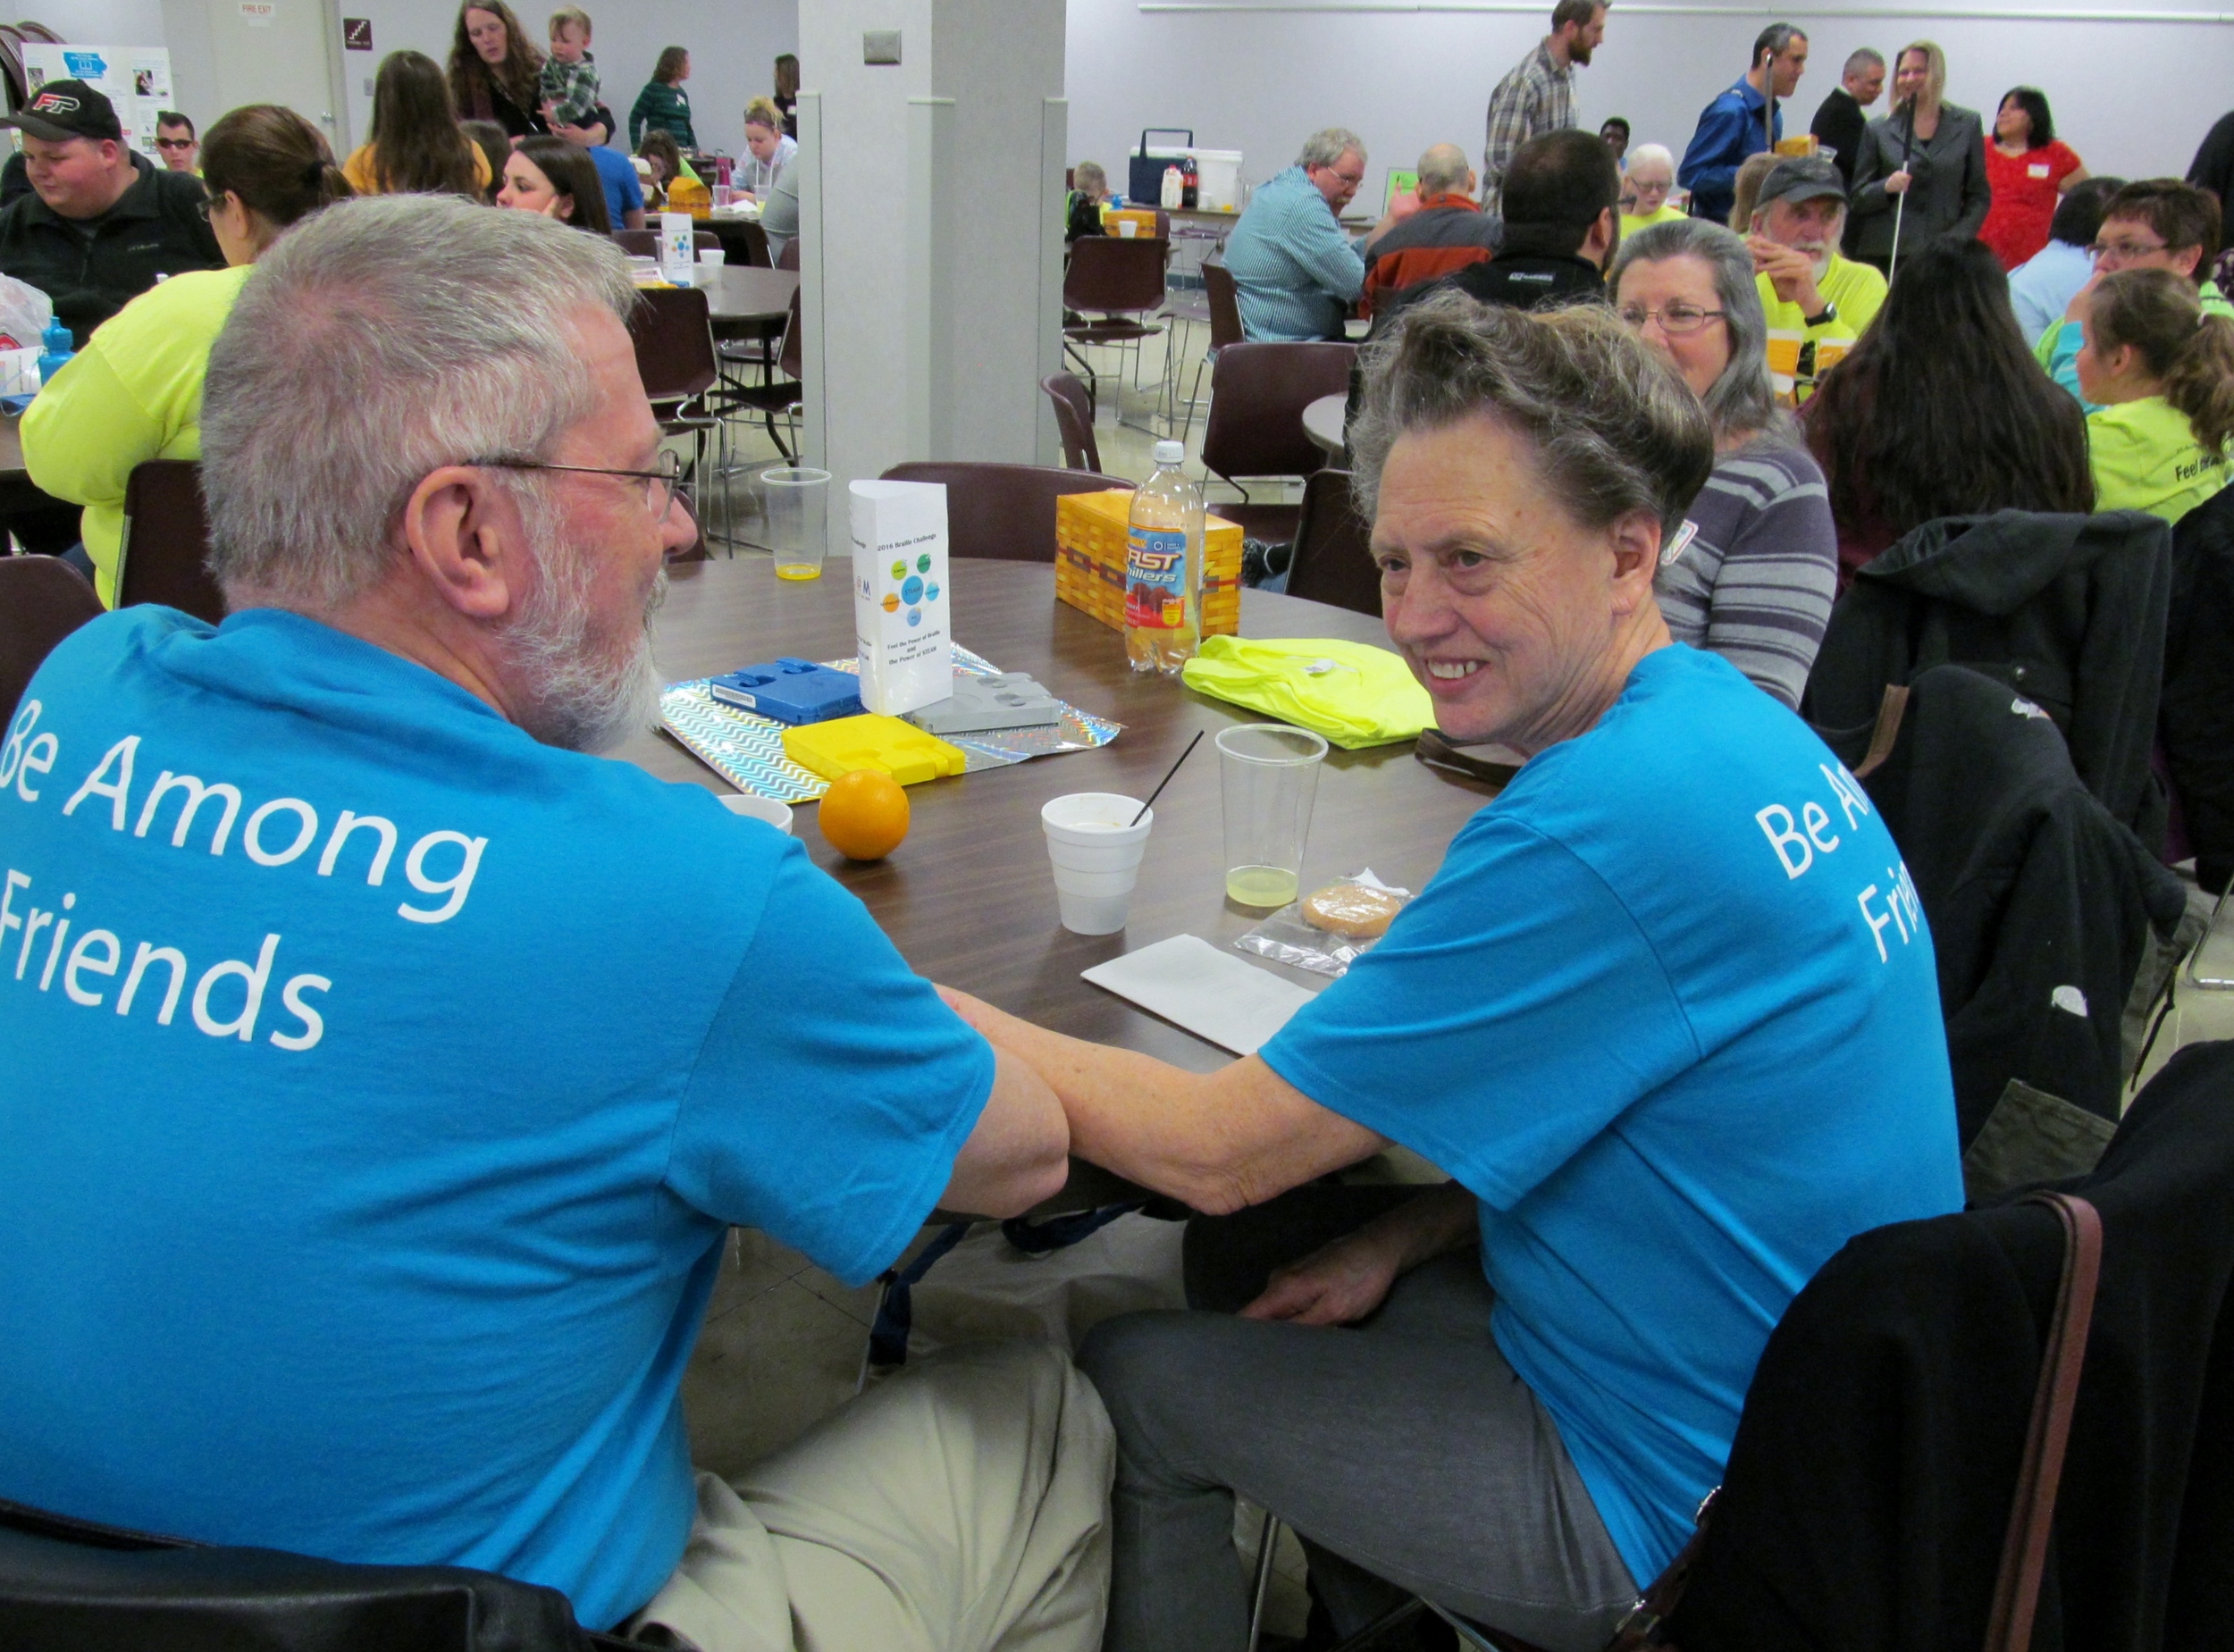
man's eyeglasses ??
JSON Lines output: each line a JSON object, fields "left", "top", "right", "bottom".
{"left": 2088, "top": 236, "right": 2169, "bottom": 264}
{"left": 1617, "top": 302, "right": 1726, "bottom": 337}
{"left": 155, "top": 137, "right": 195, "bottom": 152}
{"left": 471, "top": 449, "right": 690, "bottom": 524}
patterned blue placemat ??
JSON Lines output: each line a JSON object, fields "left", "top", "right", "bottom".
{"left": 661, "top": 644, "right": 1121, "bottom": 801}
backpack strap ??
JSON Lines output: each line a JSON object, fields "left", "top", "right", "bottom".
{"left": 1982, "top": 1190, "right": 2103, "bottom": 1652}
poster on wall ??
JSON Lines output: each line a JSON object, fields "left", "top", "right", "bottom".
{"left": 20, "top": 43, "right": 175, "bottom": 160}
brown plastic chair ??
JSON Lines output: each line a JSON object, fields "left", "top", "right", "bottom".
{"left": 878, "top": 462, "right": 1132, "bottom": 563}
{"left": 1177, "top": 258, "right": 1247, "bottom": 443}
{"left": 777, "top": 236, "right": 801, "bottom": 272}
{"left": 1040, "top": 372, "right": 1102, "bottom": 473}
{"left": 1062, "top": 236, "right": 1169, "bottom": 409}
{"left": 1200, "top": 341, "right": 1356, "bottom": 545}
{"left": 117, "top": 460, "right": 226, "bottom": 625}
{"left": 0, "top": 554, "right": 102, "bottom": 722}
{"left": 627, "top": 286, "right": 721, "bottom": 554}
{"left": 720, "top": 284, "right": 803, "bottom": 459}
{"left": 1283, "top": 470, "right": 1380, "bottom": 618}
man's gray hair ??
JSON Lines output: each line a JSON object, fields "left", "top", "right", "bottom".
{"left": 1348, "top": 289, "right": 1713, "bottom": 536}
{"left": 1416, "top": 143, "right": 1471, "bottom": 197}
{"left": 201, "top": 193, "right": 637, "bottom": 608}
{"left": 1843, "top": 46, "right": 1885, "bottom": 76}
{"left": 1298, "top": 128, "right": 1365, "bottom": 171}
{"left": 1608, "top": 216, "right": 1785, "bottom": 445}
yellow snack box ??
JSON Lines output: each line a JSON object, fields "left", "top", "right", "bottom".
{"left": 782, "top": 714, "right": 968, "bottom": 786}
{"left": 1055, "top": 488, "right": 1243, "bottom": 637}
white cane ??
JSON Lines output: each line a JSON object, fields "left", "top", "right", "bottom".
{"left": 1888, "top": 96, "right": 1916, "bottom": 281}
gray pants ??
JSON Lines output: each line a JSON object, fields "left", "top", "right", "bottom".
{"left": 1075, "top": 1187, "right": 1637, "bottom": 1652}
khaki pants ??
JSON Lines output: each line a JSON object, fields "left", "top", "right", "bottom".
{"left": 626, "top": 1341, "right": 1113, "bottom": 1652}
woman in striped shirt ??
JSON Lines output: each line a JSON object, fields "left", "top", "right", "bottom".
{"left": 1608, "top": 217, "right": 1838, "bottom": 709}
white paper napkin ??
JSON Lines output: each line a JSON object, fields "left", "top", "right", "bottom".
{"left": 1081, "top": 935, "right": 1318, "bottom": 1056}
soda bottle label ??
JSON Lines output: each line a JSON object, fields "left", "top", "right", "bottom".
{"left": 1125, "top": 527, "right": 1188, "bottom": 629}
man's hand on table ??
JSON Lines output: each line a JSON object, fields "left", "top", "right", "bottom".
{"left": 1240, "top": 1182, "right": 1478, "bottom": 1325}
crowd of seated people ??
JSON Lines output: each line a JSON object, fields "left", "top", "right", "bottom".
{"left": 2, "top": 16, "right": 2231, "bottom": 1652}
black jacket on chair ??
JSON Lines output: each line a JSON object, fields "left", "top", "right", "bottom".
{"left": 2163, "top": 483, "right": 2234, "bottom": 893}
{"left": 1826, "top": 666, "right": 2187, "bottom": 1145}
{"left": 1801, "top": 510, "right": 2172, "bottom": 843}
{"left": 1667, "top": 1040, "right": 2234, "bottom": 1652}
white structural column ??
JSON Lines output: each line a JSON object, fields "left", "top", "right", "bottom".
{"left": 800, "top": 0, "right": 1067, "bottom": 517}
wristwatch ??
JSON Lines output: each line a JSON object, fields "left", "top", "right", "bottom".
{"left": 1802, "top": 300, "right": 1840, "bottom": 328}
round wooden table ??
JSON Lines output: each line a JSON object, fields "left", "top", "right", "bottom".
{"left": 619, "top": 555, "right": 1497, "bottom": 1076}
{"left": 1302, "top": 392, "right": 1348, "bottom": 457}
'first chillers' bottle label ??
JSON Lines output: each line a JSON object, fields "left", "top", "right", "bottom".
{"left": 1125, "top": 528, "right": 1188, "bottom": 628}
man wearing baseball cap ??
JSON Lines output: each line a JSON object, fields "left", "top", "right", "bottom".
{"left": 0, "top": 80, "right": 222, "bottom": 346}
{"left": 1745, "top": 153, "right": 1885, "bottom": 400}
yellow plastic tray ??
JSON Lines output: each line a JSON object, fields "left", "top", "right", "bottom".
{"left": 782, "top": 714, "right": 969, "bottom": 785}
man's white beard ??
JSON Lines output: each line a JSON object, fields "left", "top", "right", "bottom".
{"left": 504, "top": 486, "right": 669, "bottom": 755}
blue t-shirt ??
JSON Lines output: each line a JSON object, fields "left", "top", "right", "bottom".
{"left": 1261, "top": 644, "right": 1961, "bottom": 1584}
{"left": 588, "top": 141, "right": 644, "bottom": 229}
{"left": 0, "top": 608, "right": 994, "bottom": 1630}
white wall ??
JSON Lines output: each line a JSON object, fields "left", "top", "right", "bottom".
{"left": 1065, "top": 1, "right": 2234, "bottom": 211}
{"left": 31, "top": 0, "right": 169, "bottom": 48}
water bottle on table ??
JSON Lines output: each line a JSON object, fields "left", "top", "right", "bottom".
{"left": 1123, "top": 440, "right": 1204, "bottom": 675}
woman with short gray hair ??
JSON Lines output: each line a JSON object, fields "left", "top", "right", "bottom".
{"left": 1012, "top": 283, "right": 1961, "bottom": 1651}
{"left": 1608, "top": 216, "right": 1837, "bottom": 708}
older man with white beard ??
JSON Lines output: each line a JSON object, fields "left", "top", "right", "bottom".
{"left": 0, "top": 195, "right": 1113, "bottom": 1652}
{"left": 1744, "top": 153, "right": 1886, "bottom": 400}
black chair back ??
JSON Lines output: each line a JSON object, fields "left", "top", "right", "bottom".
{"left": 0, "top": 1495, "right": 624, "bottom": 1650}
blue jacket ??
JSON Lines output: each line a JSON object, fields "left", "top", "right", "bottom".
{"left": 1222, "top": 165, "right": 1365, "bottom": 341}
{"left": 1680, "top": 78, "right": 1781, "bottom": 228}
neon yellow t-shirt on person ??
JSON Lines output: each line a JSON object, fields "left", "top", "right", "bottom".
{"left": 21, "top": 264, "right": 252, "bottom": 608}
{"left": 1619, "top": 202, "right": 1688, "bottom": 241}
{"left": 1755, "top": 254, "right": 1888, "bottom": 403}
{"left": 2087, "top": 394, "right": 2230, "bottom": 524}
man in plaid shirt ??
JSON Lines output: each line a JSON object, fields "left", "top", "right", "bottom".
{"left": 1481, "top": 0, "right": 1607, "bottom": 219}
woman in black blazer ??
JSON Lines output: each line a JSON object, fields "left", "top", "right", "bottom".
{"left": 1848, "top": 40, "right": 1990, "bottom": 269}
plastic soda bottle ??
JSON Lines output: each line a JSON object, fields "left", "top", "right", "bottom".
{"left": 1124, "top": 440, "right": 1205, "bottom": 675}
{"left": 35, "top": 316, "right": 71, "bottom": 390}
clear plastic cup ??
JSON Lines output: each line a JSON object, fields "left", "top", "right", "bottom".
{"left": 1116, "top": 219, "right": 1138, "bottom": 239}
{"left": 762, "top": 467, "right": 831, "bottom": 580}
{"left": 1216, "top": 724, "right": 1327, "bottom": 908}
{"left": 698, "top": 245, "right": 726, "bottom": 269}
{"left": 1041, "top": 793, "right": 1153, "bottom": 935}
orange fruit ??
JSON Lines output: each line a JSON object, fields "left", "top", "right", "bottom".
{"left": 818, "top": 768, "right": 911, "bottom": 860}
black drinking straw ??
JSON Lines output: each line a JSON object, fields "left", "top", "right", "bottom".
{"left": 1131, "top": 730, "right": 1203, "bottom": 826}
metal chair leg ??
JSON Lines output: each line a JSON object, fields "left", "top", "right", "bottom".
{"left": 1245, "top": 1508, "right": 1281, "bottom": 1652}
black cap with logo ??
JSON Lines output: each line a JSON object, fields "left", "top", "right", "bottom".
{"left": 0, "top": 80, "right": 125, "bottom": 144}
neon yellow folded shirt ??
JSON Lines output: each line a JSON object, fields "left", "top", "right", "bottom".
{"left": 1180, "top": 636, "right": 1434, "bottom": 749}
{"left": 21, "top": 264, "right": 249, "bottom": 608}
